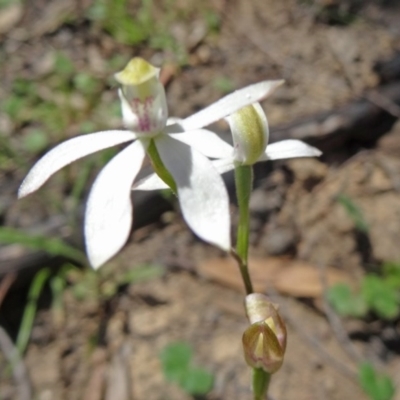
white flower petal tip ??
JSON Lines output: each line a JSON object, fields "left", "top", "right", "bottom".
{"left": 264, "top": 140, "right": 322, "bottom": 161}
{"left": 18, "top": 130, "right": 137, "bottom": 198}
{"left": 84, "top": 140, "right": 147, "bottom": 269}
{"left": 156, "top": 135, "right": 231, "bottom": 251}
{"left": 180, "top": 80, "right": 284, "bottom": 131}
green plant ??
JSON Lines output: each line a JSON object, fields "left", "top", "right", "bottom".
{"left": 359, "top": 362, "right": 395, "bottom": 400}
{"left": 86, "top": 0, "right": 153, "bottom": 45}
{"left": 13, "top": 264, "right": 76, "bottom": 358}
{"left": 16, "top": 268, "right": 51, "bottom": 355}
{"left": 21, "top": 129, "right": 49, "bottom": 153}
{"left": 86, "top": 0, "right": 189, "bottom": 64}
{"left": 327, "top": 263, "right": 400, "bottom": 320}
{"left": 0, "top": 227, "right": 86, "bottom": 264}
{"left": 213, "top": 76, "right": 235, "bottom": 94}
{"left": 327, "top": 283, "right": 367, "bottom": 318}
{"left": 362, "top": 275, "right": 399, "bottom": 319}
{"left": 69, "top": 263, "right": 165, "bottom": 301}
{"left": 337, "top": 194, "right": 368, "bottom": 233}
{"left": 160, "top": 342, "right": 214, "bottom": 396}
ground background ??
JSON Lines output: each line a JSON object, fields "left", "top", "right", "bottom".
{"left": 1, "top": 0, "right": 400, "bottom": 399}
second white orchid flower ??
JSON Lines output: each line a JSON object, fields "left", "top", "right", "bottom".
{"left": 18, "top": 58, "right": 283, "bottom": 269}
{"left": 135, "top": 102, "right": 322, "bottom": 188}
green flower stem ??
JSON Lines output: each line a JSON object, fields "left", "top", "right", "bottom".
{"left": 147, "top": 139, "right": 177, "bottom": 193}
{"left": 253, "top": 368, "right": 271, "bottom": 400}
{"left": 235, "top": 165, "right": 273, "bottom": 400}
{"left": 234, "top": 164, "right": 254, "bottom": 295}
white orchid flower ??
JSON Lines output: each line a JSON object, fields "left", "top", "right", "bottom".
{"left": 134, "top": 102, "right": 322, "bottom": 190}
{"left": 18, "top": 58, "right": 283, "bottom": 269}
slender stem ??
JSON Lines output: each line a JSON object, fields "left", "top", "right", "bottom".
{"left": 234, "top": 164, "right": 254, "bottom": 295}
{"left": 235, "top": 165, "right": 273, "bottom": 400}
{"left": 253, "top": 368, "right": 271, "bottom": 400}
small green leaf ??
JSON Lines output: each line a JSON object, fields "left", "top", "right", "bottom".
{"left": 213, "top": 76, "right": 235, "bottom": 94}
{"left": 160, "top": 342, "right": 214, "bottom": 396}
{"left": 361, "top": 275, "right": 399, "bottom": 320}
{"left": 79, "top": 121, "right": 97, "bottom": 134}
{"left": 160, "top": 342, "right": 193, "bottom": 383}
{"left": 22, "top": 129, "right": 49, "bottom": 153}
{"left": 3, "top": 95, "right": 26, "bottom": 120}
{"left": 359, "top": 362, "right": 395, "bottom": 400}
{"left": 73, "top": 73, "right": 99, "bottom": 95}
{"left": 85, "top": 0, "right": 107, "bottom": 21}
{"left": 54, "top": 53, "right": 75, "bottom": 77}
{"left": 181, "top": 367, "right": 214, "bottom": 395}
{"left": 204, "top": 10, "right": 221, "bottom": 32}
{"left": 13, "top": 78, "right": 36, "bottom": 97}
{"left": 327, "top": 283, "right": 367, "bottom": 317}
{"left": 382, "top": 262, "right": 400, "bottom": 289}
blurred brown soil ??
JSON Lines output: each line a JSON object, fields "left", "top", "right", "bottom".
{"left": 1, "top": 0, "right": 400, "bottom": 399}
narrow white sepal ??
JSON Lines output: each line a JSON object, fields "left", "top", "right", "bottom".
{"left": 132, "top": 172, "right": 169, "bottom": 191}
{"left": 84, "top": 140, "right": 147, "bottom": 269}
{"left": 262, "top": 140, "right": 322, "bottom": 160}
{"left": 156, "top": 135, "right": 231, "bottom": 250}
{"left": 212, "top": 158, "right": 235, "bottom": 175}
{"left": 169, "top": 130, "right": 234, "bottom": 159}
{"left": 179, "top": 80, "right": 284, "bottom": 131}
{"left": 18, "top": 130, "right": 137, "bottom": 198}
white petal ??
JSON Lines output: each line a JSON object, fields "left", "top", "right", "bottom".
{"left": 169, "top": 130, "right": 234, "bottom": 159}
{"left": 18, "top": 130, "right": 137, "bottom": 198}
{"left": 165, "top": 117, "right": 184, "bottom": 134}
{"left": 212, "top": 158, "right": 235, "bottom": 174}
{"left": 156, "top": 135, "right": 231, "bottom": 250}
{"left": 179, "top": 80, "right": 284, "bottom": 131}
{"left": 84, "top": 140, "right": 147, "bottom": 269}
{"left": 132, "top": 172, "right": 169, "bottom": 191}
{"left": 262, "top": 140, "right": 322, "bottom": 160}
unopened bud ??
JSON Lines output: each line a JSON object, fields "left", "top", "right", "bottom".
{"left": 226, "top": 102, "right": 269, "bottom": 165}
{"left": 115, "top": 58, "right": 168, "bottom": 135}
{"left": 242, "top": 293, "right": 287, "bottom": 374}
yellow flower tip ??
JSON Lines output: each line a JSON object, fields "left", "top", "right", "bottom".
{"left": 114, "top": 57, "right": 159, "bottom": 86}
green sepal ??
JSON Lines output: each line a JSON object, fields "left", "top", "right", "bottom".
{"left": 147, "top": 139, "right": 177, "bottom": 194}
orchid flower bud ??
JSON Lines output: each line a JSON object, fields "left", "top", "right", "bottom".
{"left": 242, "top": 293, "right": 287, "bottom": 374}
{"left": 115, "top": 57, "right": 168, "bottom": 136}
{"left": 226, "top": 102, "right": 269, "bottom": 165}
